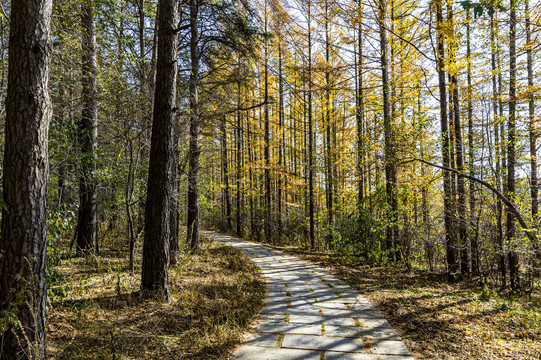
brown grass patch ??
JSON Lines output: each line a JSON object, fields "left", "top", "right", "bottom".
{"left": 271, "top": 246, "right": 541, "bottom": 360}
{"left": 47, "top": 238, "right": 265, "bottom": 359}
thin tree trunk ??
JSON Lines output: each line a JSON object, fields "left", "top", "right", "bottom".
{"left": 263, "top": 5, "right": 272, "bottom": 242}
{"left": 277, "top": 42, "right": 284, "bottom": 239}
{"left": 236, "top": 81, "right": 243, "bottom": 237}
{"left": 247, "top": 108, "right": 255, "bottom": 237}
{"left": 138, "top": 0, "right": 146, "bottom": 83}
{"left": 77, "top": 1, "right": 98, "bottom": 256}
{"left": 447, "top": 0, "right": 468, "bottom": 275}
{"left": 491, "top": 16, "right": 506, "bottom": 287}
{"left": 169, "top": 129, "right": 180, "bottom": 266}
{"left": 356, "top": 3, "right": 364, "bottom": 208}
{"left": 130, "top": 0, "right": 145, "bottom": 271}
{"left": 307, "top": 0, "right": 315, "bottom": 249}
{"left": 187, "top": 0, "right": 201, "bottom": 250}
{"left": 378, "top": 0, "right": 395, "bottom": 259}
{"left": 419, "top": 85, "right": 433, "bottom": 271}
{"left": 389, "top": 0, "right": 399, "bottom": 259}
{"left": 466, "top": 9, "right": 479, "bottom": 276}
{"left": 526, "top": 0, "right": 538, "bottom": 223}
{"left": 57, "top": 59, "right": 68, "bottom": 212}
{"left": 126, "top": 137, "right": 137, "bottom": 273}
{"left": 324, "top": 0, "right": 333, "bottom": 247}
{"left": 222, "top": 116, "right": 232, "bottom": 229}
{"left": 436, "top": 0, "right": 458, "bottom": 281}
{"left": 507, "top": 0, "right": 519, "bottom": 291}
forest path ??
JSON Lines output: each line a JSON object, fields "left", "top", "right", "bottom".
{"left": 203, "top": 231, "right": 414, "bottom": 360}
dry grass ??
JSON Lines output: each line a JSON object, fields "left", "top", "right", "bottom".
{"left": 46, "top": 238, "right": 265, "bottom": 359}
{"left": 272, "top": 246, "right": 541, "bottom": 360}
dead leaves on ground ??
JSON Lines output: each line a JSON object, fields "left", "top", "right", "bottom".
{"left": 276, "top": 247, "right": 541, "bottom": 360}
{"left": 47, "top": 240, "right": 265, "bottom": 359}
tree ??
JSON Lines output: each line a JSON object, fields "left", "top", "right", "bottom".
{"left": 446, "top": 0, "right": 469, "bottom": 276}
{"left": 187, "top": 0, "right": 202, "bottom": 251}
{"left": 378, "top": 0, "right": 397, "bottom": 259}
{"left": 76, "top": 0, "right": 99, "bottom": 256}
{"left": 141, "top": 0, "right": 178, "bottom": 299}
{"left": 526, "top": 0, "right": 537, "bottom": 224}
{"left": 435, "top": 0, "right": 458, "bottom": 281}
{"left": 263, "top": 1, "right": 271, "bottom": 242}
{"left": 221, "top": 115, "right": 233, "bottom": 230}
{"left": 0, "top": 0, "right": 53, "bottom": 358}
{"left": 306, "top": 0, "right": 315, "bottom": 249}
{"left": 490, "top": 13, "right": 506, "bottom": 286}
{"left": 184, "top": 0, "right": 258, "bottom": 250}
{"left": 465, "top": 8, "right": 479, "bottom": 276}
{"left": 356, "top": 0, "right": 365, "bottom": 209}
{"left": 507, "top": 0, "right": 519, "bottom": 291}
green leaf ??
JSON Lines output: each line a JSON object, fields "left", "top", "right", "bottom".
{"left": 460, "top": 0, "right": 475, "bottom": 10}
{"left": 460, "top": 0, "right": 474, "bottom": 9}
{"left": 474, "top": 4, "right": 484, "bottom": 17}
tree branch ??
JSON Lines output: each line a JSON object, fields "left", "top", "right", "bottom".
{"left": 402, "top": 158, "right": 538, "bottom": 245}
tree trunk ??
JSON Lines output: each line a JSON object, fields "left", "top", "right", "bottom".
{"left": 419, "top": 85, "right": 433, "bottom": 271}
{"left": 324, "top": 0, "right": 333, "bottom": 248}
{"left": 187, "top": 0, "right": 201, "bottom": 250}
{"left": 137, "top": 0, "right": 146, "bottom": 85}
{"left": 435, "top": 0, "right": 458, "bottom": 281}
{"left": 507, "top": 0, "right": 519, "bottom": 291}
{"left": 76, "top": 1, "right": 98, "bottom": 256}
{"left": 141, "top": 0, "right": 178, "bottom": 299}
{"left": 447, "top": 0, "right": 468, "bottom": 275}
{"left": 263, "top": 7, "right": 272, "bottom": 243}
{"left": 526, "top": 0, "right": 537, "bottom": 224}
{"left": 221, "top": 116, "right": 232, "bottom": 230}
{"left": 277, "top": 42, "right": 284, "bottom": 239}
{"left": 247, "top": 109, "right": 255, "bottom": 237}
{"left": 57, "top": 64, "right": 67, "bottom": 211}
{"left": 169, "top": 129, "right": 180, "bottom": 266}
{"left": 126, "top": 138, "right": 138, "bottom": 273}
{"left": 378, "top": 0, "right": 396, "bottom": 259}
{"left": 498, "top": 18, "right": 507, "bottom": 286}
{"left": 490, "top": 16, "right": 506, "bottom": 287}
{"left": 236, "top": 81, "right": 243, "bottom": 237}
{"left": 466, "top": 9, "right": 478, "bottom": 276}
{"left": 307, "top": 0, "right": 315, "bottom": 249}
{"left": 356, "top": 4, "right": 364, "bottom": 208}
{"left": 0, "top": 0, "right": 52, "bottom": 358}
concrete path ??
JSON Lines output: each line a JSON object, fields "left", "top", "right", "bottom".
{"left": 205, "top": 231, "right": 414, "bottom": 360}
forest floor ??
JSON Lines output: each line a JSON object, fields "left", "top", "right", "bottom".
{"left": 269, "top": 245, "right": 541, "bottom": 360}
{"left": 46, "top": 236, "right": 265, "bottom": 359}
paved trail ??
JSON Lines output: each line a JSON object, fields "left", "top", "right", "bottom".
{"left": 205, "top": 231, "right": 414, "bottom": 360}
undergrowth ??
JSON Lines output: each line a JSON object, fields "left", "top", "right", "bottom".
{"left": 272, "top": 245, "right": 541, "bottom": 360}
{"left": 46, "top": 235, "right": 265, "bottom": 359}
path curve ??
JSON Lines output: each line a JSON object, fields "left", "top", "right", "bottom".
{"left": 205, "top": 231, "right": 414, "bottom": 360}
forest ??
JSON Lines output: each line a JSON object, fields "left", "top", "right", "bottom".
{"left": 0, "top": 0, "right": 540, "bottom": 358}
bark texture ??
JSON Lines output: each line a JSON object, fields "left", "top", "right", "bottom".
{"left": 263, "top": 9, "right": 271, "bottom": 243}
{"left": 526, "top": 0, "right": 537, "bottom": 223}
{"left": 76, "top": 1, "right": 99, "bottom": 256}
{"left": 221, "top": 116, "right": 232, "bottom": 229}
{"left": 507, "top": 0, "right": 519, "bottom": 291}
{"left": 0, "top": 0, "right": 53, "bottom": 358}
{"left": 307, "top": 0, "right": 315, "bottom": 249}
{"left": 435, "top": 0, "right": 458, "bottom": 281}
{"left": 378, "top": 0, "right": 397, "bottom": 258}
{"left": 141, "top": 0, "right": 178, "bottom": 299}
{"left": 187, "top": 0, "right": 201, "bottom": 250}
